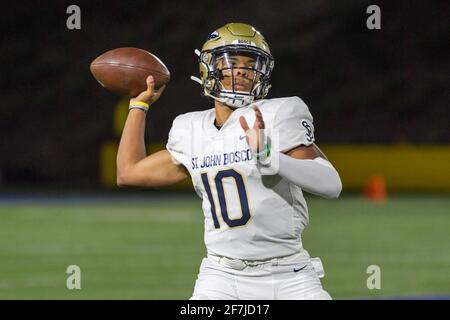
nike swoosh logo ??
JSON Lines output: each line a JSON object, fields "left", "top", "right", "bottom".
{"left": 239, "top": 135, "right": 246, "bottom": 140}
{"left": 293, "top": 265, "right": 307, "bottom": 273}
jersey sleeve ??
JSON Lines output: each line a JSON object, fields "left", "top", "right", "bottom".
{"left": 273, "top": 96, "right": 315, "bottom": 153}
{"left": 166, "top": 116, "right": 186, "bottom": 166}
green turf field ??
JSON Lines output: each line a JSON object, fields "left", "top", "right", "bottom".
{"left": 0, "top": 193, "right": 449, "bottom": 299}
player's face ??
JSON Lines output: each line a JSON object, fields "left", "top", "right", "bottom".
{"left": 215, "top": 53, "right": 260, "bottom": 93}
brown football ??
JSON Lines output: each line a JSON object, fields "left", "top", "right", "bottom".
{"left": 90, "top": 47, "right": 170, "bottom": 97}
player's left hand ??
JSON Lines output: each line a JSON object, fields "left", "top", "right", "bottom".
{"left": 239, "top": 105, "right": 266, "bottom": 155}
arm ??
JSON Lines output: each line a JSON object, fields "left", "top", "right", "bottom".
{"left": 280, "top": 144, "right": 342, "bottom": 199}
{"left": 116, "top": 76, "right": 189, "bottom": 188}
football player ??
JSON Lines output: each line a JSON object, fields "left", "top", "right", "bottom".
{"left": 117, "top": 23, "right": 342, "bottom": 300}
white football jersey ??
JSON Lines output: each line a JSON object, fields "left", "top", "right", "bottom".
{"left": 166, "top": 96, "right": 316, "bottom": 260}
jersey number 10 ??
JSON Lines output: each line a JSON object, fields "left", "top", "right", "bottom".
{"left": 201, "top": 169, "right": 251, "bottom": 229}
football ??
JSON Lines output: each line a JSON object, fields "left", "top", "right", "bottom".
{"left": 90, "top": 47, "right": 170, "bottom": 97}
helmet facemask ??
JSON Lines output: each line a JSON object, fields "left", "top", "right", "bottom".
{"left": 198, "top": 46, "right": 274, "bottom": 108}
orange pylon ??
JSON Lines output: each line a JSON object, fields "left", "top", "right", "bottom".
{"left": 363, "top": 175, "right": 387, "bottom": 203}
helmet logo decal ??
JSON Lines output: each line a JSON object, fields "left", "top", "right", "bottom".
{"left": 207, "top": 31, "right": 219, "bottom": 40}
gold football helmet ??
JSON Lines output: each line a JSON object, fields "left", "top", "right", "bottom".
{"left": 191, "top": 23, "right": 274, "bottom": 108}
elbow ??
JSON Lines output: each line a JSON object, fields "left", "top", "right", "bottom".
{"left": 326, "top": 181, "right": 342, "bottom": 199}
{"left": 116, "top": 168, "right": 133, "bottom": 188}
{"left": 116, "top": 173, "right": 128, "bottom": 188}
{"left": 313, "top": 168, "right": 342, "bottom": 199}
{"left": 116, "top": 167, "right": 151, "bottom": 188}
{"left": 323, "top": 175, "right": 342, "bottom": 199}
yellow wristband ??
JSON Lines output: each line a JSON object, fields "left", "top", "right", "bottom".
{"left": 130, "top": 101, "right": 149, "bottom": 108}
{"left": 129, "top": 101, "right": 150, "bottom": 113}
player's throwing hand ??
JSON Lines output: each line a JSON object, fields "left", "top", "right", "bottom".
{"left": 130, "top": 75, "right": 166, "bottom": 105}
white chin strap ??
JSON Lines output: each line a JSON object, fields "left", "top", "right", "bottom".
{"left": 190, "top": 74, "right": 255, "bottom": 108}
{"left": 206, "top": 90, "right": 254, "bottom": 108}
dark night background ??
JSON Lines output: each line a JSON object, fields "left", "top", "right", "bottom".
{"left": 0, "top": 0, "right": 448, "bottom": 188}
